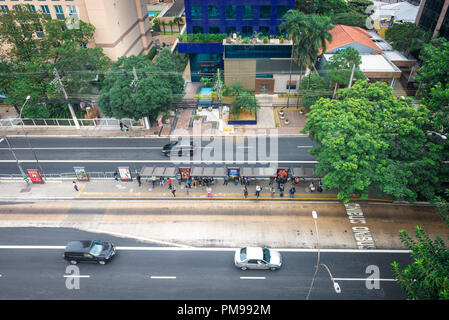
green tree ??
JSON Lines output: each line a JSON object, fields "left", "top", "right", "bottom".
{"left": 161, "top": 20, "right": 167, "bottom": 34}
{"left": 299, "top": 73, "right": 332, "bottom": 109}
{"left": 302, "top": 80, "right": 440, "bottom": 203}
{"left": 295, "top": 0, "right": 347, "bottom": 15}
{"left": 331, "top": 0, "right": 374, "bottom": 28}
{"left": 416, "top": 38, "right": 449, "bottom": 100}
{"left": 392, "top": 197, "right": 449, "bottom": 300}
{"left": 324, "top": 47, "right": 366, "bottom": 95}
{"left": 98, "top": 50, "right": 184, "bottom": 121}
{"left": 168, "top": 20, "right": 174, "bottom": 33}
{"left": 173, "top": 16, "right": 183, "bottom": 32}
{"left": 385, "top": 23, "right": 430, "bottom": 58}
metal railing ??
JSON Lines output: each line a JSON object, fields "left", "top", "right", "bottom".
{"left": 0, "top": 118, "right": 143, "bottom": 128}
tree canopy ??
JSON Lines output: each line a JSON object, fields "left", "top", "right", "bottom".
{"left": 392, "top": 198, "right": 449, "bottom": 300}
{"left": 385, "top": 23, "right": 430, "bottom": 58}
{"left": 324, "top": 47, "right": 366, "bottom": 87}
{"left": 302, "top": 80, "right": 442, "bottom": 203}
{"left": 98, "top": 49, "right": 185, "bottom": 121}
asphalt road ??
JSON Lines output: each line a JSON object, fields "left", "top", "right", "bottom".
{"left": 0, "top": 137, "right": 318, "bottom": 175}
{"left": 0, "top": 228, "right": 410, "bottom": 300}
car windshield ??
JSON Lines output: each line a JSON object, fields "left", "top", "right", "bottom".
{"left": 263, "top": 248, "right": 271, "bottom": 262}
{"left": 240, "top": 248, "right": 247, "bottom": 260}
{"left": 89, "top": 241, "right": 104, "bottom": 256}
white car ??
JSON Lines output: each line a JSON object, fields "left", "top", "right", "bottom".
{"left": 234, "top": 247, "right": 282, "bottom": 271}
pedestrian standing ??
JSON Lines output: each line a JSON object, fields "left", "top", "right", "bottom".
{"left": 152, "top": 175, "right": 156, "bottom": 188}
{"left": 187, "top": 177, "right": 192, "bottom": 188}
{"left": 224, "top": 175, "right": 229, "bottom": 185}
{"left": 119, "top": 121, "right": 124, "bottom": 131}
{"left": 114, "top": 170, "right": 119, "bottom": 181}
{"left": 289, "top": 186, "right": 295, "bottom": 198}
{"left": 244, "top": 186, "right": 248, "bottom": 198}
{"left": 318, "top": 180, "right": 323, "bottom": 193}
{"left": 159, "top": 176, "right": 164, "bottom": 187}
{"left": 240, "top": 176, "right": 244, "bottom": 185}
{"left": 276, "top": 177, "right": 281, "bottom": 190}
{"left": 280, "top": 183, "right": 284, "bottom": 198}
{"left": 255, "top": 185, "right": 262, "bottom": 198}
{"left": 193, "top": 176, "right": 198, "bottom": 188}
{"left": 168, "top": 177, "right": 172, "bottom": 190}
{"left": 171, "top": 186, "right": 176, "bottom": 197}
{"left": 270, "top": 186, "right": 275, "bottom": 198}
{"left": 185, "top": 185, "right": 190, "bottom": 196}
{"left": 309, "top": 182, "right": 315, "bottom": 193}
{"left": 176, "top": 172, "right": 182, "bottom": 185}
{"left": 269, "top": 178, "right": 274, "bottom": 186}
{"left": 73, "top": 181, "right": 79, "bottom": 192}
{"left": 207, "top": 186, "right": 212, "bottom": 198}
{"left": 136, "top": 173, "right": 141, "bottom": 187}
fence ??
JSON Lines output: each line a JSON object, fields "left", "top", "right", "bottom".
{"left": 0, "top": 172, "right": 118, "bottom": 181}
{"left": 0, "top": 118, "right": 143, "bottom": 128}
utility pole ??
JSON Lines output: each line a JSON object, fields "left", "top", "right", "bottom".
{"left": 348, "top": 63, "right": 356, "bottom": 88}
{"left": 52, "top": 68, "right": 80, "bottom": 129}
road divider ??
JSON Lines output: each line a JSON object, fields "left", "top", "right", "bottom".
{"left": 240, "top": 277, "right": 266, "bottom": 280}
{"left": 150, "top": 276, "right": 177, "bottom": 279}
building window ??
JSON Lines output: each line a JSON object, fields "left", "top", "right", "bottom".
{"left": 242, "top": 5, "right": 253, "bottom": 20}
{"left": 242, "top": 26, "right": 253, "bottom": 37}
{"left": 209, "top": 25, "right": 220, "bottom": 34}
{"left": 259, "top": 26, "right": 270, "bottom": 36}
{"left": 208, "top": 5, "right": 219, "bottom": 20}
{"left": 54, "top": 5, "right": 64, "bottom": 20}
{"left": 192, "top": 26, "right": 204, "bottom": 34}
{"left": 191, "top": 5, "right": 202, "bottom": 20}
{"left": 225, "top": 5, "right": 236, "bottom": 19}
{"left": 67, "top": 5, "right": 78, "bottom": 19}
{"left": 0, "top": 5, "right": 8, "bottom": 14}
{"left": 40, "top": 5, "right": 51, "bottom": 17}
{"left": 259, "top": 6, "right": 271, "bottom": 19}
{"left": 27, "top": 5, "right": 36, "bottom": 12}
{"left": 276, "top": 6, "right": 288, "bottom": 19}
{"left": 225, "top": 26, "right": 236, "bottom": 35}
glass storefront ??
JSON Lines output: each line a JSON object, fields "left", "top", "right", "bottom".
{"left": 189, "top": 53, "right": 223, "bottom": 82}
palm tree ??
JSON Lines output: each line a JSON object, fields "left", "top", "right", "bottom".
{"left": 168, "top": 20, "right": 174, "bottom": 34}
{"left": 304, "top": 14, "right": 333, "bottom": 75}
{"left": 280, "top": 10, "right": 308, "bottom": 108}
{"left": 173, "top": 16, "right": 183, "bottom": 32}
{"left": 161, "top": 20, "right": 167, "bottom": 34}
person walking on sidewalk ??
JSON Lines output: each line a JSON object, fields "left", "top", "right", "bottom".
{"left": 152, "top": 175, "right": 156, "bottom": 189}
{"left": 159, "top": 176, "right": 164, "bottom": 187}
{"left": 168, "top": 178, "right": 172, "bottom": 190}
{"left": 243, "top": 186, "right": 248, "bottom": 198}
{"left": 171, "top": 186, "right": 176, "bottom": 197}
{"left": 114, "top": 170, "right": 119, "bottom": 181}
{"left": 136, "top": 173, "right": 141, "bottom": 187}
{"left": 73, "top": 181, "right": 79, "bottom": 192}
{"left": 279, "top": 183, "right": 284, "bottom": 197}
{"left": 224, "top": 175, "right": 229, "bottom": 186}
{"left": 119, "top": 121, "right": 124, "bottom": 131}
{"left": 318, "top": 180, "right": 323, "bottom": 193}
{"left": 289, "top": 186, "right": 296, "bottom": 198}
{"left": 176, "top": 172, "right": 182, "bottom": 185}
{"left": 193, "top": 176, "right": 198, "bottom": 188}
{"left": 255, "top": 185, "right": 262, "bottom": 198}
{"left": 207, "top": 186, "right": 212, "bottom": 198}
{"left": 185, "top": 185, "right": 190, "bottom": 196}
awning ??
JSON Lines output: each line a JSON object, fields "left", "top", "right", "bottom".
{"left": 143, "top": 166, "right": 177, "bottom": 177}
{"left": 241, "top": 167, "right": 277, "bottom": 177}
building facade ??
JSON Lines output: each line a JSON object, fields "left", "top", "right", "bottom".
{"left": 0, "top": 0, "right": 152, "bottom": 60}
{"left": 180, "top": 0, "right": 296, "bottom": 84}
{"left": 416, "top": 0, "right": 449, "bottom": 39}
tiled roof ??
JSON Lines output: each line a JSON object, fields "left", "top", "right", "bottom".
{"left": 324, "top": 25, "right": 381, "bottom": 53}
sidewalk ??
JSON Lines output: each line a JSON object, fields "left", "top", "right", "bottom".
{"left": 0, "top": 178, "right": 392, "bottom": 202}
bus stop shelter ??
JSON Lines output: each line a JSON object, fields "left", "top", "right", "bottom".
{"left": 190, "top": 166, "right": 227, "bottom": 177}
{"left": 140, "top": 166, "right": 176, "bottom": 177}
{"left": 241, "top": 167, "right": 277, "bottom": 178}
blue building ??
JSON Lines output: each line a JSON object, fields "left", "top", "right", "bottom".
{"left": 179, "top": 0, "right": 295, "bottom": 83}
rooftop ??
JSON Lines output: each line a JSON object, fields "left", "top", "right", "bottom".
{"left": 324, "top": 25, "right": 382, "bottom": 54}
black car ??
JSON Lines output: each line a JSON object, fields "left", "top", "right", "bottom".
{"left": 64, "top": 240, "right": 116, "bottom": 265}
{"left": 162, "top": 141, "right": 195, "bottom": 157}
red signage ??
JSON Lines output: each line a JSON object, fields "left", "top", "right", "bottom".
{"left": 27, "top": 169, "right": 43, "bottom": 184}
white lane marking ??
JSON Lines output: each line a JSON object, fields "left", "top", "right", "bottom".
{"left": 334, "top": 278, "right": 396, "bottom": 282}
{"left": 0, "top": 147, "right": 164, "bottom": 150}
{"left": 296, "top": 146, "right": 313, "bottom": 148}
{"left": 150, "top": 276, "right": 176, "bottom": 279}
{"left": 0, "top": 160, "right": 318, "bottom": 164}
{"left": 0, "top": 245, "right": 410, "bottom": 253}
{"left": 240, "top": 277, "right": 266, "bottom": 280}
{"left": 63, "top": 275, "right": 90, "bottom": 278}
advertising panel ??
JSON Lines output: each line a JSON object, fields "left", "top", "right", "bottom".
{"left": 27, "top": 169, "right": 43, "bottom": 184}
{"left": 74, "top": 167, "right": 89, "bottom": 181}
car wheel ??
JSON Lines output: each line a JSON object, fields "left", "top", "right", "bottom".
{"left": 98, "top": 260, "right": 106, "bottom": 265}
{"left": 270, "top": 267, "right": 278, "bottom": 271}
{"left": 70, "top": 260, "right": 78, "bottom": 265}
{"left": 240, "top": 266, "right": 247, "bottom": 271}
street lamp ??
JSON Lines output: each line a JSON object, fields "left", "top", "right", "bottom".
{"left": 305, "top": 211, "right": 341, "bottom": 300}
{"left": 18, "top": 96, "right": 46, "bottom": 180}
